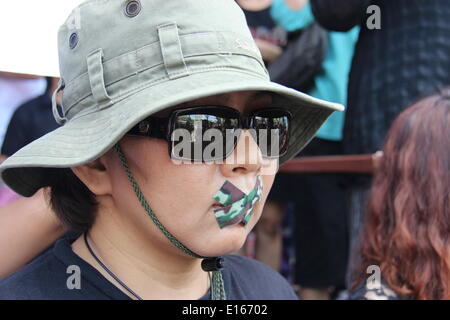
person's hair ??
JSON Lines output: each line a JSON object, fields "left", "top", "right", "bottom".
{"left": 48, "top": 168, "right": 98, "bottom": 233}
{"left": 352, "top": 89, "right": 450, "bottom": 299}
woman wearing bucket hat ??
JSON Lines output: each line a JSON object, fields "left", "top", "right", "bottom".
{"left": 0, "top": 0, "right": 342, "bottom": 300}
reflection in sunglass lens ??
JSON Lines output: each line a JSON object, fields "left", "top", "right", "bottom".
{"left": 253, "top": 111, "right": 289, "bottom": 158}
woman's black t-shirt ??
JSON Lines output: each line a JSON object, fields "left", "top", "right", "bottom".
{"left": 0, "top": 234, "right": 298, "bottom": 300}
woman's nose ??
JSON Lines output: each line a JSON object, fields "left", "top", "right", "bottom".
{"left": 219, "top": 129, "right": 264, "bottom": 177}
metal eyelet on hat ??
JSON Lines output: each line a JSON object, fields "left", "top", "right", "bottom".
{"left": 69, "top": 32, "right": 79, "bottom": 49}
{"left": 124, "top": 0, "right": 141, "bottom": 18}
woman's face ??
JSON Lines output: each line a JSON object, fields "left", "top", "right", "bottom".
{"left": 103, "top": 90, "right": 278, "bottom": 257}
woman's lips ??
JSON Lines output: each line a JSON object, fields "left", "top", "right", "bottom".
{"left": 211, "top": 202, "right": 250, "bottom": 228}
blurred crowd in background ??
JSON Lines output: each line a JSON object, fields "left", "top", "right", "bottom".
{"left": 1, "top": 0, "right": 449, "bottom": 300}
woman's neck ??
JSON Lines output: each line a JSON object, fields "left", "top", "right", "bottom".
{"left": 71, "top": 205, "right": 210, "bottom": 300}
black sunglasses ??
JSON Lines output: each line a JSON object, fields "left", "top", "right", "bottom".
{"left": 127, "top": 105, "right": 291, "bottom": 162}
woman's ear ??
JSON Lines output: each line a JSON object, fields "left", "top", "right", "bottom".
{"left": 71, "top": 156, "right": 112, "bottom": 196}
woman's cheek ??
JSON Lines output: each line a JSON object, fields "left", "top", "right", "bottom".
{"left": 248, "top": 174, "right": 275, "bottom": 225}
{"left": 261, "top": 174, "right": 276, "bottom": 200}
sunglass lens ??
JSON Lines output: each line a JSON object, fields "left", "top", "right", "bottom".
{"left": 171, "top": 110, "right": 239, "bottom": 162}
{"left": 252, "top": 109, "right": 290, "bottom": 158}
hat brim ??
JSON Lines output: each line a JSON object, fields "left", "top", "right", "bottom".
{"left": 0, "top": 69, "right": 343, "bottom": 196}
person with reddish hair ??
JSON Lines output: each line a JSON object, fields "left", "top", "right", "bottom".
{"left": 351, "top": 90, "right": 450, "bottom": 300}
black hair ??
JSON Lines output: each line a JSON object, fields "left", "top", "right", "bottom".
{"left": 48, "top": 168, "right": 98, "bottom": 233}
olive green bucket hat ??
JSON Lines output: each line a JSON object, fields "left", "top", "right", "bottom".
{"left": 0, "top": 0, "right": 343, "bottom": 197}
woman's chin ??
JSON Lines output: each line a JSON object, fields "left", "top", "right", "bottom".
{"left": 194, "top": 225, "right": 249, "bottom": 257}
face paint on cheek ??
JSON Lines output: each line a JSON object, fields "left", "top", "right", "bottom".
{"left": 212, "top": 176, "right": 263, "bottom": 229}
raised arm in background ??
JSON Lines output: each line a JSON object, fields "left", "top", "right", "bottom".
{"left": 0, "top": 187, "right": 66, "bottom": 279}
